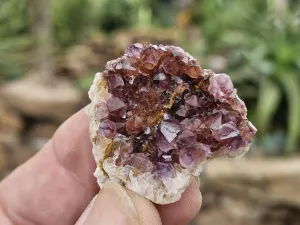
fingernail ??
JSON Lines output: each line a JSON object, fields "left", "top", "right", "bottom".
{"left": 101, "top": 181, "right": 139, "bottom": 222}
{"left": 75, "top": 195, "right": 98, "bottom": 225}
{"left": 82, "top": 181, "right": 139, "bottom": 225}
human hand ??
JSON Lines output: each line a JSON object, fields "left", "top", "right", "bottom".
{"left": 0, "top": 109, "right": 202, "bottom": 225}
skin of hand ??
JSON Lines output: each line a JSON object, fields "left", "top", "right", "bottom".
{"left": 0, "top": 109, "right": 202, "bottom": 225}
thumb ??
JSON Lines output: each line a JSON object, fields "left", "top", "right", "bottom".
{"left": 76, "top": 181, "right": 162, "bottom": 225}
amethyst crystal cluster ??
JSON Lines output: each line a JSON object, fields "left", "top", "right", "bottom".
{"left": 87, "top": 43, "right": 256, "bottom": 204}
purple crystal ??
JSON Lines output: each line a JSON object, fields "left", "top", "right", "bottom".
{"left": 185, "top": 95, "right": 198, "bottom": 107}
{"left": 107, "top": 75, "right": 124, "bottom": 90}
{"left": 161, "top": 154, "right": 172, "bottom": 162}
{"left": 106, "top": 59, "right": 119, "bottom": 71}
{"left": 222, "top": 110, "right": 238, "bottom": 124}
{"left": 129, "top": 153, "right": 154, "bottom": 173}
{"left": 176, "top": 106, "right": 187, "bottom": 117}
{"left": 107, "top": 97, "right": 127, "bottom": 118}
{"left": 163, "top": 113, "right": 171, "bottom": 120}
{"left": 125, "top": 43, "right": 144, "bottom": 58}
{"left": 212, "top": 121, "right": 240, "bottom": 141}
{"left": 184, "top": 94, "right": 205, "bottom": 109}
{"left": 180, "top": 118, "right": 202, "bottom": 131}
{"left": 144, "top": 126, "right": 151, "bottom": 134}
{"left": 157, "top": 162, "right": 174, "bottom": 178}
{"left": 98, "top": 119, "right": 116, "bottom": 139}
{"left": 208, "top": 73, "right": 237, "bottom": 101}
{"left": 160, "top": 121, "right": 181, "bottom": 143}
{"left": 171, "top": 75, "right": 182, "bottom": 83}
{"left": 239, "top": 121, "right": 257, "bottom": 143}
{"left": 227, "top": 135, "right": 248, "bottom": 150}
{"left": 115, "top": 122, "right": 126, "bottom": 132}
{"left": 154, "top": 72, "right": 167, "bottom": 81}
{"left": 179, "top": 143, "right": 210, "bottom": 168}
{"left": 158, "top": 44, "right": 167, "bottom": 51}
{"left": 157, "top": 78, "right": 169, "bottom": 90}
{"left": 248, "top": 122, "right": 257, "bottom": 137}
{"left": 156, "top": 130, "right": 174, "bottom": 152}
{"left": 169, "top": 46, "right": 185, "bottom": 58}
{"left": 176, "top": 130, "right": 196, "bottom": 149}
{"left": 211, "top": 121, "right": 250, "bottom": 150}
{"left": 182, "top": 55, "right": 189, "bottom": 64}
{"left": 185, "top": 60, "right": 201, "bottom": 78}
{"left": 230, "top": 97, "right": 247, "bottom": 118}
{"left": 162, "top": 57, "right": 180, "bottom": 76}
{"left": 126, "top": 115, "right": 145, "bottom": 135}
{"left": 115, "top": 57, "right": 137, "bottom": 72}
{"left": 116, "top": 141, "right": 133, "bottom": 166}
{"left": 95, "top": 102, "right": 109, "bottom": 120}
{"left": 142, "top": 46, "right": 162, "bottom": 70}
{"left": 203, "top": 111, "right": 223, "bottom": 129}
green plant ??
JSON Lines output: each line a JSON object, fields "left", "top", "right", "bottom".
{"left": 91, "top": 0, "right": 153, "bottom": 32}
{"left": 191, "top": 0, "right": 300, "bottom": 153}
{"left": 53, "top": 0, "right": 92, "bottom": 47}
{"left": 0, "top": 0, "right": 27, "bottom": 37}
{"left": 91, "top": 0, "right": 178, "bottom": 32}
{"left": 0, "top": 36, "right": 32, "bottom": 81}
{"left": 0, "top": 0, "right": 31, "bottom": 81}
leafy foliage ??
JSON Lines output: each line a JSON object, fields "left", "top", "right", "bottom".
{"left": 53, "top": 0, "right": 92, "bottom": 47}
{"left": 0, "top": 0, "right": 30, "bottom": 80}
{"left": 91, "top": 0, "right": 177, "bottom": 32}
{"left": 0, "top": 0, "right": 27, "bottom": 37}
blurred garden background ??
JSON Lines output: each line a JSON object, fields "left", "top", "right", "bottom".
{"left": 0, "top": 0, "right": 300, "bottom": 224}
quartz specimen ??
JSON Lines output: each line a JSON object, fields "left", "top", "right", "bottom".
{"left": 86, "top": 43, "right": 257, "bottom": 204}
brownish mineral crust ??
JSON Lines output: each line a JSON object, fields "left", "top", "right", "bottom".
{"left": 88, "top": 43, "right": 257, "bottom": 203}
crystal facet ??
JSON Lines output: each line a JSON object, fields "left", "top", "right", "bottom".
{"left": 160, "top": 121, "right": 181, "bottom": 143}
{"left": 98, "top": 119, "right": 116, "bottom": 139}
{"left": 106, "top": 97, "right": 127, "bottom": 118}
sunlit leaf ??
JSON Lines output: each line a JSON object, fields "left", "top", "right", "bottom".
{"left": 254, "top": 79, "right": 281, "bottom": 136}
{"left": 277, "top": 72, "right": 300, "bottom": 153}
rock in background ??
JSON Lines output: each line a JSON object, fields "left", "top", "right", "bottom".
{"left": 192, "top": 157, "right": 300, "bottom": 225}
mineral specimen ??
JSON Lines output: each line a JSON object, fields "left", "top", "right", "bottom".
{"left": 86, "top": 43, "right": 257, "bottom": 204}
